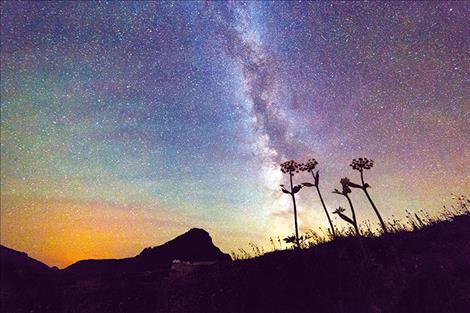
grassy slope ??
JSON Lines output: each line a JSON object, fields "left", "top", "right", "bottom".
{"left": 172, "top": 214, "right": 470, "bottom": 313}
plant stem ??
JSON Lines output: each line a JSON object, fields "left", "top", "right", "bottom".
{"left": 290, "top": 173, "right": 301, "bottom": 249}
{"left": 363, "top": 188, "right": 388, "bottom": 234}
{"left": 313, "top": 172, "right": 336, "bottom": 238}
{"left": 344, "top": 195, "right": 368, "bottom": 262}
{"left": 345, "top": 194, "right": 360, "bottom": 236}
{"left": 360, "top": 170, "right": 388, "bottom": 234}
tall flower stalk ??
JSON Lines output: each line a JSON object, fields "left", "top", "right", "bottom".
{"left": 332, "top": 178, "right": 360, "bottom": 236}
{"left": 348, "top": 158, "right": 388, "bottom": 234}
{"left": 280, "top": 160, "right": 303, "bottom": 249}
{"left": 300, "top": 159, "right": 337, "bottom": 238}
{"left": 333, "top": 179, "right": 368, "bottom": 261}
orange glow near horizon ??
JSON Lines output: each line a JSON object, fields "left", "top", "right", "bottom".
{"left": 0, "top": 196, "right": 192, "bottom": 267}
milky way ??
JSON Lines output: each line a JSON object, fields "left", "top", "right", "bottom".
{"left": 1, "top": 1, "right": 469, "bottom": 267}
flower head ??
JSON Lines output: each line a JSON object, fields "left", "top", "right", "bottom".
{"left": 340, "top": 177, "right": 350, "bottom": 187}
{"left": 339, "top": 177, "right": 352, "bottom": 194}
{"left": 350, "top": 157, "right": 374, "bottom": 171}
{"left": 301, "top": 158, "right": 318, "bottom": 172}
{"left": 333, "top": 206, "right": 346, "bottom": 214}
{"left": 283, "top": 235, "right": 296, "bottom": 244}
{"left": 280, "top": 160, "right": 302, "bottom": 175}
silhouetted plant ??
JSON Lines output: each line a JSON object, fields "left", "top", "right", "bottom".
{"left": 300, "top": 158, "right": 337, "bottom": 238}
{"left": 332, "top": 178, "right": 361, "bottom": 236}
{"left": 359, "top": 220, "right": 377, "bottom": 237}
{"left": 277, "top": 236, "right": 283, "bottom": 250}
{"left": 405, "top": 209, "right": 425, "bottom": 230}
{"left": 348, "top": 158, "right": 388, "bottom": 234}
{"left": 304, "top": 229, "right": 327, "bottom": 246}
{"left": 280, "top": 160, "right": 304, "bottom": 249}
{"left": 270, "top": 237, "right": 277, "bottom": 251}
{"left": 283, "top": 234, "right": 309, "bottom": 249}
{"left": 233, "top": 248, "right": 251, "bottom": 260}
{"left": 450, "top": 193, "right": 470, "bottom": 215}
{"left": 269, "top": 236, "right": 284, "bottom": 251}
{"left": 283, "top": 234, "right": 297, "bottom": 248}
{"left": 249, "top": 242, "right": 263, "bottom": 257}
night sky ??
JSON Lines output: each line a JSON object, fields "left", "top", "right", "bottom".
{"left": 1, "top": 1, "right": 469, "bottom": 267}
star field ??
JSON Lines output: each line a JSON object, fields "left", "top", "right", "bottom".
{"left": 1, "top": 1, "right": 469, "bottom": 267}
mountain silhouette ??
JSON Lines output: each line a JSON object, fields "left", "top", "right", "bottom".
{"left": 1, "top": 228, "right": 230, "bottom": 312}
{"left": 138, "top": 228, "right": 231, "bottom": 261}
{"left": 1, "top": 245, "right": 59, "bottom": 313}
{"left": 0, "top": 244, "right": 54, "bottom": 275}
{"left": 63, "top": 228, "right": 230, "bottom": 277}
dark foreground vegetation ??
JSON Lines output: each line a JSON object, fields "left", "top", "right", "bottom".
{"left": 1, "top": 209, "right": 470, "bottom": 313}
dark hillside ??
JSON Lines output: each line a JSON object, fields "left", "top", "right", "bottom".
{"left": 213, "top": 214, "right": 470, "bottom": 313}
{"left": 0, "top": 245, "right": 59, "bottom": 313}
{"left": 63, "top": 228, "right": 230, "bottom": 280}
{"left": 1, "top": 215, "right": 469, "bottom": 313}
